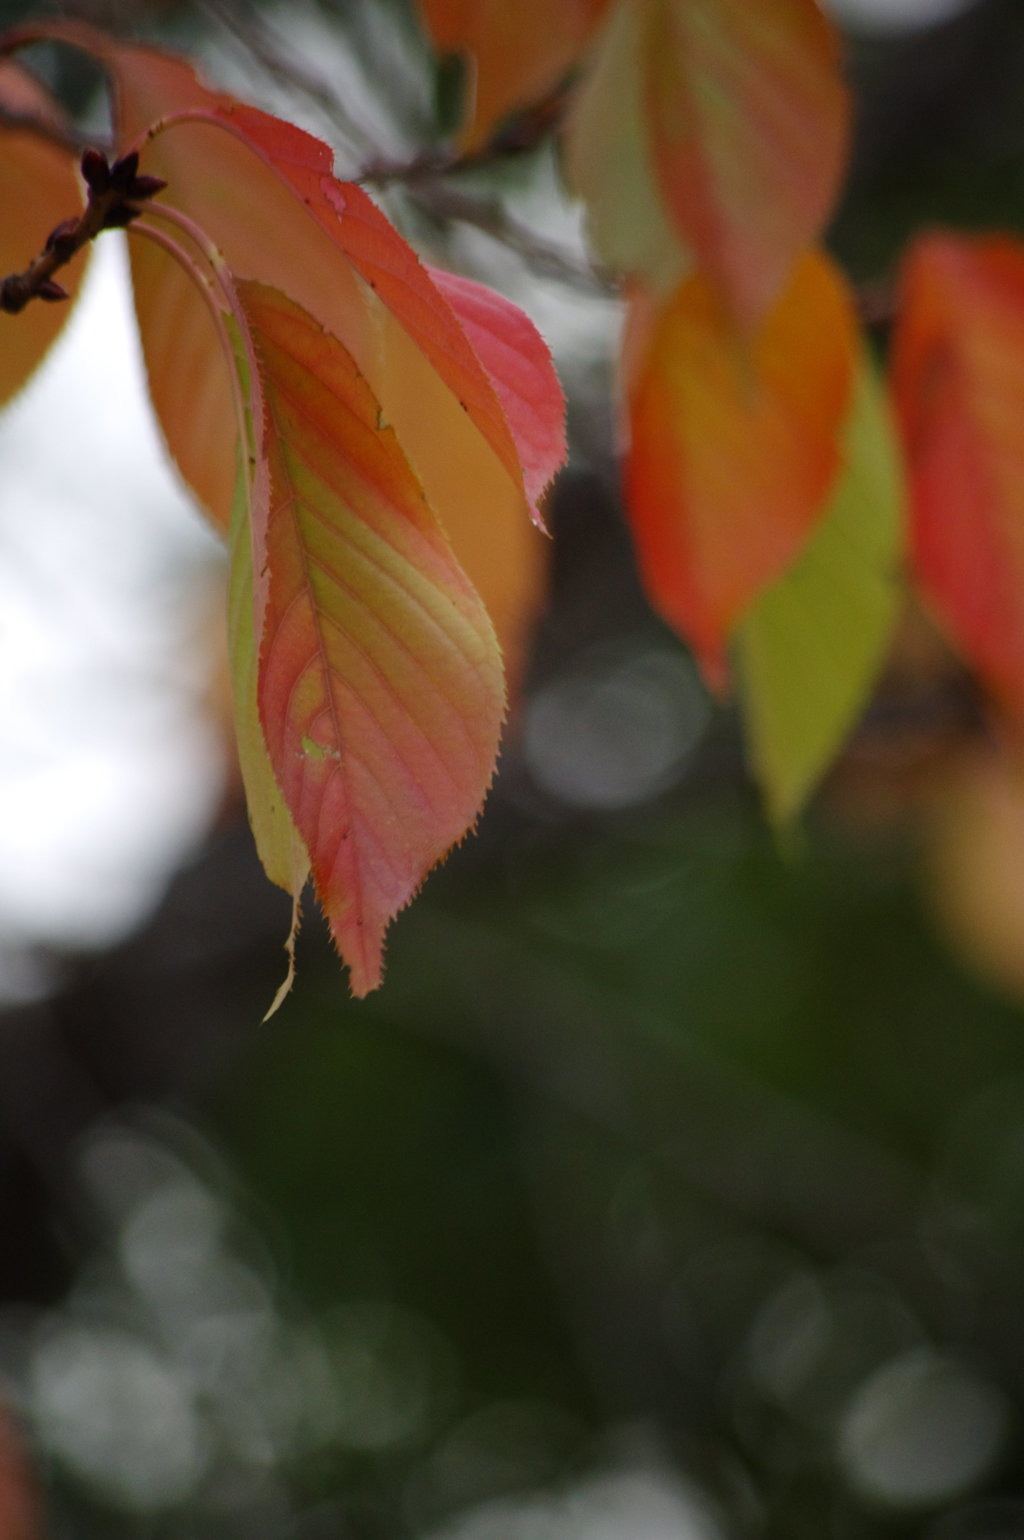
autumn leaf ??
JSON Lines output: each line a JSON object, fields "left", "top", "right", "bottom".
{"left": 232, "top": 280, "right": 506, "bottom": 996}
{"left": 625, "top": 247, "right": 858, "bottom": 685}
{"left": 427, "top": 266, "right": 567, "bottom": 519}
{"left": 892, "top": 232, "right": 1024, "bottom": 717}
{"left": 10, "top": 24, "right": 563, "bottom": 590}
{"left": 736, "top": 358, "right": 905, "bottom": 821}
{"left": 567, "top": 0, "right": 848, "bottom": 325}
{"left": 0, "top": 21, "right": 564, "bottom": 994}
{"left": 415, "top": 0, "right": 609, "bottom": 150}
{"left": 0, "top": 59, "right": 87, "bottom": 409}
{"left": 565, "top": 0, "right": 690, "bottom": 297}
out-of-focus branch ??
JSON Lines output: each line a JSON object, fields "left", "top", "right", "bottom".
{"left": 0, "top": 103, "right": 108, "bottom": 155}
{"left": 196, "top": 0, "right": 606, "bottom": 294}
{"left": 198, "top": 0, "right": 378, "bottom": 156}
{"left": 402, "top": 181, "right": 615, "bottom": 293}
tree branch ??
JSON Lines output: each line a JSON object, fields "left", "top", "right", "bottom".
{"left": 0, "top": 102, "right": 108, "bottom": 156}
{"left": 407, "top": 181, "right": 614, "bottom": 293}
{"left": 0, "top": 148, "right": 165, "bottom": 315}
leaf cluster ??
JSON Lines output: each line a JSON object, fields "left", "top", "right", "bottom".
{"left": 0, "top": 2, "right": 1021, "bottom": 1001}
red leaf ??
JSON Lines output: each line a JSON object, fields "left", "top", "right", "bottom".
{"left": 428, "top": 266, "right": 566, "bottom": 519}
{"left": 892, "top": 233, "right": 1024, "bottom": 714}
{"left": 644, "top": 0, "right": 849, "bottom": 328}
{"left": 236, "top": 281, "right": 505, "bottom": 995}
{"left": 625, "top": 247, "right": 858, "bottom": 683}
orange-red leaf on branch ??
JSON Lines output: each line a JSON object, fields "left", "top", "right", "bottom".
{"left": 625, "top": 247, "right": 858, "bottom": 683}
{"left": 13, "top": 21, "right": 562, "bottom": 675}
{"left": 643, "top": 0, "right": 849, "bottom": 328}
{"left": 237, "top": 280, "right": 506, "bottom": 997}
{"left": 892, "top": 233, "right": 1024, "bottom": 716}
{"left": 0, "top": 60, "right": 87, "bottom": 409}
{"left": 415, "top": 0, "right": 609, "bottom": 149}
{"left": 12, "top": 22, "right": 561, "bottom": 532}
{"left": 208, "top": 103, "right": 561, "bottom": 528}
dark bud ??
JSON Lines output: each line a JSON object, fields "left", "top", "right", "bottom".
{"left": 45, "top": 217, "right": 80, "bottom": 258}
{"left": 37, "top": 280, "right": 69, "bottom": 303}
{"left": 0, "top": 278, "right": 26, "bottom": 314}
{"left": 110, "top": 150, "right": 139, "bottom": 186}
{"left": 126, "top": 174, "right": 166, "bottom": 202}
{"left": 80, "top": 146, "right": 110, "bottom": 193}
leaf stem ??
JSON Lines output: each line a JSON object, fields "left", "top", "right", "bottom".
{"left": 131, "top": 201, "right": 271, "bottom": 607}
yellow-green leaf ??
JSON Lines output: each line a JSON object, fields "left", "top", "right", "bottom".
{"left": 564, "top": 0, "right": 689, "bottom": 295}
{"left": 735, "top": 358, "right": 904, "bottom": 822}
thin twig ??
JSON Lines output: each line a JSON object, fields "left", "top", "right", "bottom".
{"left": 410, "top": 181, "right": 614, "bottom": 294}
{"left": 0, "top": 147, "right": 165, "bottom": 315}
{"left": 198, "top": 0, "right": 378, "bottom": 157}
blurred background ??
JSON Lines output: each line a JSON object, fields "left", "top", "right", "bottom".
{"left": 4, "top": 0, "right": 1024, "bottom": 1535}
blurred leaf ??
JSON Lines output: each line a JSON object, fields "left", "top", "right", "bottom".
{"left": 625, "top": 247, "right": 858, "bottom": 685}
{"left": 0, "top": 60, "right": 87, "bottom": 409}
{"left": 564, "top": 0, "right": 689, "bottom": 295}
{"left": 736, "top": 359, "right": 905, "bottom": 822}
{"left": 892, "top": 232, "right": 1024, "bottom": 716}
{"left": 644, "top": 0, "right": 849, "bottom": 327}
{"left": 927, "top": 747, "right": 1024, "bottom": 1004}
{"left": 567, "top": 0, "right": 848, "bottom": 324}
{"left": 415, "top": 0, "right": 608, "bottom": 149}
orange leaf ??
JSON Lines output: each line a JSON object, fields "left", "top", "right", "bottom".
{"left": 415, "top": 0, "right": 609, "bottom": 149}
{"left": 643, "top": 0, "right": 849, "bottom": 328}
{"left": 237, "top": 281, "right": 505, "bottom": 996}
{"left": 892, "top": 233, "right": 1024, "bottom": 716}
{"left": 625, "top": 247, "right": 857, "bottom": 683}
{"left": 0, "top": 61, "right": 87, "bottom": 409}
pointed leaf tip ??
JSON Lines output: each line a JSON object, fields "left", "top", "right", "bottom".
{"left": 625, "top": 247, "right": 858, "bottom": 683}
{"left": 737, "top": 358, "right": 905, "bottom": 822}
{"left": 234, "top": 281, "right": 505, "bottom": 996}
{"left": 429, "top": 267, "right": 567, "bottom": 526}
